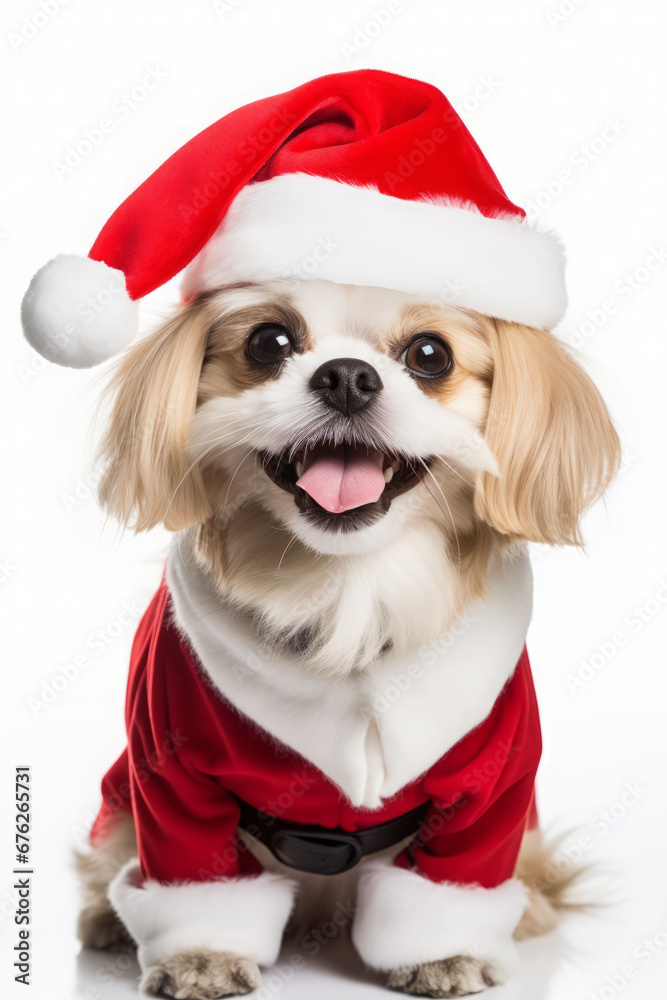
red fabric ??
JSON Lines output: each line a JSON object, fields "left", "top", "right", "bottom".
{"left": 88, "top": 69, "right": 523, "bottom": 300}
{"left": 92, "top": 582, "right": 541, "bottom": 889}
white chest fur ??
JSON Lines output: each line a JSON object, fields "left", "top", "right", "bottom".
{"left": 167, "top": 536, "right": 533, "bottom": 809}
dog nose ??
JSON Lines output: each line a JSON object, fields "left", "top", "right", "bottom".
{"left": 309, "top": 358, "right": 383, "bottom": 416}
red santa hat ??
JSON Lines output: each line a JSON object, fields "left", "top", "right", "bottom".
{"left": 21, "top": 69, "right": 566, "bottom": 369}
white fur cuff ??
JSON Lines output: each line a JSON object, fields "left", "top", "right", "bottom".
{"left": 352, "top": 860, "right": 528, "bottom": 975}
{"left": 183, "top": 173, "right": 567, "bottom": 329}
{"left": 108, "top": 860, "right": 297, "bottom": 971}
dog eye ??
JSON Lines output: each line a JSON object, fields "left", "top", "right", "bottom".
{"left": 402, "top": 335, "right": 452, "bottom": 378}
{"left": 246, "top": 324, "right": 294, "bottom": 365}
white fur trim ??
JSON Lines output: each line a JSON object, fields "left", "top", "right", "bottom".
{"left": 21, "top": 254, "right": 138, "bottom": 368}
{"left": 108, "top": 860, "right": 297, "bottom": 972}
{"left": 183, "top": 173, "right": 567, "bottom": 328}
{"left": 167, "top": 538, "right": 532, "bottom": 809}
{"left": 352, "top": 860, "right": 528, "bottom": 974}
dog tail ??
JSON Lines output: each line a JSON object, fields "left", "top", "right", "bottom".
{"left": 513, "top": 827, "right": 597, "bottom": 939}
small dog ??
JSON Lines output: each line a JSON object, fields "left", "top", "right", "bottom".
{"left": 22, "top": 71, "right": 621, "bottom": 998}
{"left": 75, "top": 278, "right": 619, "bottom": 998}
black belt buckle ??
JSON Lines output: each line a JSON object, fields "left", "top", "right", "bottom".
{"left": 269, "top": 826, "right": 364, "bottom": 875}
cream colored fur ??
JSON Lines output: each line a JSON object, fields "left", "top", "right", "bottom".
{"left": 75, "top": 813, "right": 137, "bottom": 951}
{"left": 97, "top": 281, "right": 619, "bottom": 678}
{"left": 83, "top": 279, "right": 620, "bottom": 996}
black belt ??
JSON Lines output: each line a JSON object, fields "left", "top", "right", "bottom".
{"left": 235, "top": 796, "right": 428, "bottom": 876}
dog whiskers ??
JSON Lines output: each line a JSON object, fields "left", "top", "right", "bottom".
{"left": 417, "top": 457, "right": 462, "bottom": 569}
{"left": 276, "top": 534, "right": 298, "bottom": 571}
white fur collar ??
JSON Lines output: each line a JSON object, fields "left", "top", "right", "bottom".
{"left": 166, "top": 536, "right": 533, "bottom": 809}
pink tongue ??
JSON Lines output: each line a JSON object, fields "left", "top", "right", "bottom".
{"left": 297, "top": 445, "right": 385, "bottom": 513}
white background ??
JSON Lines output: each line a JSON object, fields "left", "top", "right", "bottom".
{"left": 2, "top": 1, "right": 667, "bottom": 998}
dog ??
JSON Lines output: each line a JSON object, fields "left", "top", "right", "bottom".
{"left": 21, "top": 71, "right": 620, "bottom": 999}
{"left": 73, "top": 277, "right": 619, "bottom": 999}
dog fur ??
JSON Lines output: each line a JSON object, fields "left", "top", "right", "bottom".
{"left": 80, "top": 279, "right": 620, "bottom": 997}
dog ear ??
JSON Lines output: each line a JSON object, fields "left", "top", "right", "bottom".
{"left": 97, "top": 302, "right": 212, "bottom": 531}
{"left": 474, "top": 320, "right": 621, "bottom": 546}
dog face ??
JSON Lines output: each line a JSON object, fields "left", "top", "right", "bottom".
{"left": 190, "top": 281, "right": 497, "bottom": 556}
{"left": 99, "top": 278, "right": 618, "bottom": 546}
{"left": 98, "top": 278, "right": 619, "bottom": 670}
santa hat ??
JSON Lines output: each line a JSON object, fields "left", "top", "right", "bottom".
{"left": 21, "top": 69, "right": 566, "bottom": 369}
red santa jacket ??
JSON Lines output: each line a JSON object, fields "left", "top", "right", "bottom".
{"left": 93, "top": 579, "right": 541, "bottom": 891}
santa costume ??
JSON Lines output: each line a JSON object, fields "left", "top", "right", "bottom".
{"left": 21, "top": 70, "right": 563, "bottom": 979}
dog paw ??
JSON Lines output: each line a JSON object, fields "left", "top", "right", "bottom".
{"left": 141, "top": 949, "right": 261, "bottom": 999}
{"left": 77, "top": 902, "right": 135, "bottom": 952}
{"left": 387, "top": 955, "right": 502, "bottom": 998}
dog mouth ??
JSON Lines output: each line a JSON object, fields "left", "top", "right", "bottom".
{"left": 261, "top": 441, "right": 428, "bottom": 532}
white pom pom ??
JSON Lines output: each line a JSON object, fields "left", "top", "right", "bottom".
{"left": 21, "top": 254, "right": 139, "bottom": 369}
